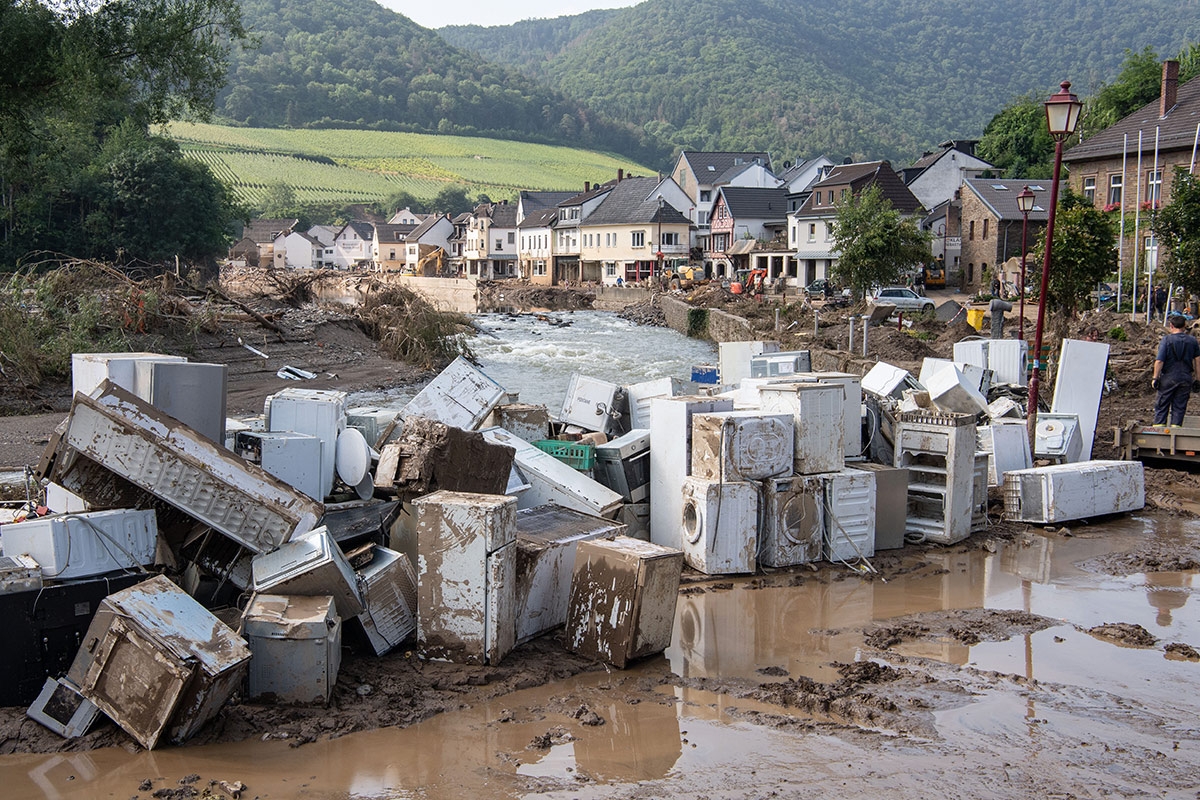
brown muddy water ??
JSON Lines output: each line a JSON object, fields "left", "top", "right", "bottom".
{"left": 3, "top": 513, "right": 1198, "bottom": 799}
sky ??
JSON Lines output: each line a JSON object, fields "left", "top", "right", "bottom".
{"left": 383, "top": 0, "right": 641, "bottom": 29}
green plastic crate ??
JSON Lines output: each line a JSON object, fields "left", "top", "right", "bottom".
{"left": 533, "top": 439, "right": 596, "bottom": 470}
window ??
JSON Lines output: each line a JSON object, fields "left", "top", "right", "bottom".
{"left": 508, "top": 232, "right": 515, "bottom": 244}
{"left": 968, "top": 221, "right": 975, "bottom": 241}
{"left": 700, "top": 190, "right": 711, "bottom": 202}
{"left": 632, "top": 231, "right": 645, "bottom": 247}
{"left": 1108, "top": 174, "right": 1123, "bottom": 206}
{"left": 698, "top": 211, "right": 710, "bottom": 225}
{"left": 661, "top": 232, "right": 679, "bottom": 246}
{"left": 533, "top": 260, "right": 546, "bottom": 276}
{"left": 1083, "top": 176, "right": 1096, "bottom": 203}
{"left": 982, "top": 219, "right": 989, "bottom": 240}
{"left": 389, "top": 250, "right": 396, "bottom": 260}
{"left": 825, "top": 222, "right": 834, "bottom": 240}
{"left": 808, "top": 223, "right": 817, "bottom": 242}
{"left": 606, "top": 262, "right": 617, "bottom": 276}
{"left": 1148, "top": 169, "right": 1163, "bottom": 204}
{"left": 495, "top": 239, "right": 503, "bottom": 251}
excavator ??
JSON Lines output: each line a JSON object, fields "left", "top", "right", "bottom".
{"left": 733, "top": 268, "right": 769, "bottom": 295}
{"left": 411, "top": 247, "right": 445, "bottom": 277}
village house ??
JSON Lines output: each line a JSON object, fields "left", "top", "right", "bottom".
{"left": 708, "top": 186, "right": 789, "bottom": 279}
{"left": 670, "top": 151, "right": 775, "bottom": 266}
{"left": 227, "top": 218, "right": 298, "bottom": 268}
{"left": 518, "top": 208, "right": 557, "bottom": 284}
{"left": 553, "top": 182, "right": 615, "bottom": 284}
{"left": 308, "top": 225, "right": 338, "bottom": 268}
{"left": 788, "top": 161, "right": 923, "bottom": 287}
{"left": 1063, "top": 60, "right": 1198, "bottom": 286}
{"left": 901, "top": 140, "right": 994, "bottom": 212}
{"left": 271, "top": 229, "right": 324, "bottom": 269}
{"left": 387, "top": 207, "right": 427, "bottom": 226}
{"left": 921, "top": 198, "right": 963, "bottom": 281}
{"left": 330, "top": 221, "right": 375, "bottom": 270}
{"left": 577, "top": 175, "right": 692, "bottom": 286}
{"left": 372, "top": 223, "right": 416, "bottom": 272}
{"left": 958, "top": 178, "right": 1049, "bottom": 295}
{"left": 403, "top": 214, "right": 454, "bottom": 275}
{"left": 462, "top": 201, "right": 519, "bottom": 279}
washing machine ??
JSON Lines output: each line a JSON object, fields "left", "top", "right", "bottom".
{"left": 690, "top": 411, "right": 793, "bottom": 482}
{"left": 760, "top": 475, "right": 825, "bottom": 567}
{"left": 680, "top": 477, "right": 758, "bottom": 575}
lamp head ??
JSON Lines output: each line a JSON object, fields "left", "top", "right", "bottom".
{"left": 1045, "top": 81, "right": 1082, "bottom": 140}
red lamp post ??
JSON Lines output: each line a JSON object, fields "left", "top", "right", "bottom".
{"left": 1027, "top": 81, "right": 1083, "bottom": 450}
{"left": 1015, "top": 185, "right": 1036, "bottom": 342}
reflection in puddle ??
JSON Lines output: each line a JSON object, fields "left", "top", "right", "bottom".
{"left": 2, "top": 515, "right": 1196, "bottom": 799}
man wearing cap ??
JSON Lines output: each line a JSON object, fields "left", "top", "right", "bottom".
{"left": 1152, "top": 314, "right": 1200, "bottom": 426}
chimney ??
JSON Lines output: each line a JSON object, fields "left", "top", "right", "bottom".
{"left": 1162, "top": 59, "right": 1180, "bottom": 118}
{"left": 618, "top": 168, "right": 624, "bottom": 181}
{"left": 584, "top": 181, "right": 590, "bottom": 192}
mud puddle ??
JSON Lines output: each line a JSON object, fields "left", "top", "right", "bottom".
{"left": 3, "top": 514, "right": 1198, "bottom": 799}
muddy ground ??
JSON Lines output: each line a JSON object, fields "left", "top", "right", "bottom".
{"left": 0, "top": 276, "right": 1197, "bottom": 798}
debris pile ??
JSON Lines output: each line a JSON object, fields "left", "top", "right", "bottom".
{"left": 0, "top": 329, "right": 1148, "bottom": 750}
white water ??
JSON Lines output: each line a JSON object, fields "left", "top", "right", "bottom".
{"left": 352, "top": 311, "right": 716, "bottom": 410}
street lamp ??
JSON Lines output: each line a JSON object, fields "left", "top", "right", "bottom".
{"left": 656, "top": 196, "right": 665, "bottom": 282}
{"left": 1027, "top": 81, "right": 1083, "bottom": 449}
{"left": 1016, "top": 185, "right": 1036, "bottom": 342}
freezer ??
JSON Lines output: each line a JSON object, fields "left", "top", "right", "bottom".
{"left": 514, "top": 505, "right": 624, "bottom": 643}
{"left": 414, "top": 491, "right": 517, "bottom": 665}
{"left": 565, "top": 537, "right": 683, "bottom": 669}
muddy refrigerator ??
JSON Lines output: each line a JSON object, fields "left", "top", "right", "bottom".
{"left": 414, "top": 491, "right": 517, "bottom": 665}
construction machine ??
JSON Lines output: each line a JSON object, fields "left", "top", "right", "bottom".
{"left": 412, "top": 247, "right": 445, "bottom": 277}
{"left": 734, "top": 268, "right": 770, "bottom": 295}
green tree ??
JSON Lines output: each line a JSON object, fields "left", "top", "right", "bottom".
{"left": 830, "top": 185, "right": 930, "bottom": 300}
{"left": 976, "top": 93, "right": 1058, "bottom": 179}
{"left": 0, "top": 0, "right": 249, "bottom": 266}
{"left": 1028, "top": 189, "right": 1119, "bottom": 315}
{"left": 259, "top": 180, "right": 299, "bottom": 218}
{"left": 1084, "top": 44, "right": 1200, "bottom": 136}
{"left": 431, "top": 186, "right": 472, "bottom": 216}
{"left": 1153, "top": 168, "right": 1200, "bottom": 296}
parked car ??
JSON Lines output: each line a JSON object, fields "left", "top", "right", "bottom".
{"left": 870, "top": 286, "right": 936, "bottom": 313}
{"left": 804, "top": 279, "right": 850, "bottom": 299}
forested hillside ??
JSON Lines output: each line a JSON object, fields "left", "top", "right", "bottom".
{"left": 440, "top": 0, "right": 1199, "bottom": 163}
{"left": 218, "top": 0, "right": 666, "bottom": 164}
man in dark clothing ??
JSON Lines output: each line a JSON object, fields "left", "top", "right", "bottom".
{"left": 1152, "top": 314, "right": 1200, "bottom": 425}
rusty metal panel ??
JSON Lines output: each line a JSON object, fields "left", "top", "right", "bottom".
{"left": 62, "top": 383, "right": 322, "bottom": 553}
{"left": 514, "top": 505, "right": 624, "bottom": 644}
{"left": 565, "top": 537, "right": 682, "bottom": 669}
{"left": 492, "top": 403, "right": 551, "bottom": 444}
{"left": 414, "top": 491, "right": 516, "bottom": 664}
{"left": 252, "top": 526, "right": 363, "bottom": 619}
{"left": 73, "top": 576, "right": 250, "bottom": 749}
{"left": 243, "top": 594, "right": 341, "bottom": 704}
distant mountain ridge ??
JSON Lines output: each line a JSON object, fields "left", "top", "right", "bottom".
{"left": 217, "top": 0, "right": 666, "bottom": 165}
{"left": 440, "top": 0, "right": 1199, "bottom": 163}
{"left": 219, "top": 0, "right": 1198, "bottom": 171}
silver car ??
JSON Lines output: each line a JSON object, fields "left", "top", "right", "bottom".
{"left": 870, "top": 286, "right": 936, "bottom": 313}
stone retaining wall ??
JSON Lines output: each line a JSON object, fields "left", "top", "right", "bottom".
{"left": 659, "top": 295, "right": 755, "bottom": 343}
